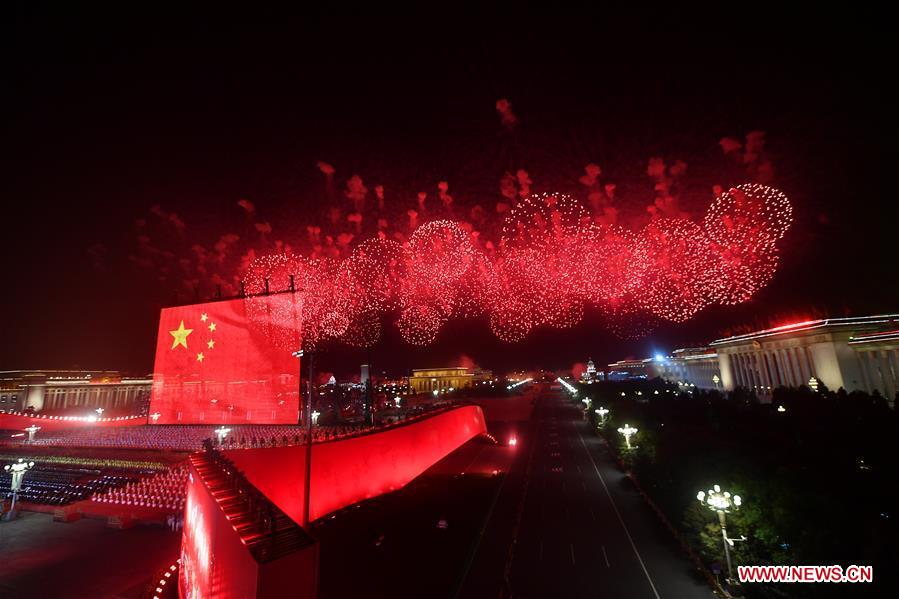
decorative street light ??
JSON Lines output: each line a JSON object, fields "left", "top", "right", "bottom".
{"left": 808, "top": 376, "right": 819, "bottom": 392}
{"left": 150, "top": 412, "right": 161, "bottom": 423}
{"left": 394, "top": 397, "right": 402, "bottom": 409}
{"left": 214, "top": 426, "right": 231, "bottom": 445}
{"left": 24, "top": 425, "right": 40, "bottom": 443}
{"left": 697, "top": 484, "right": 746, "bottom": 586}
{"left": 595, "top": 406, "right": 609, "bottom": 424}
{"left": 712, "top": 374, "right": 721, "bottom": 388}
{"left": 4, "top": 458, "right": 35, "bottom": 519}
{"left": 311, "top": 410, "right": 321, "bottom": 426}
{"left": 95, "top": 407, "right": 105, "bottom": 417}
{"left": 617, "top": 423, "right": 638, "bottom": 449}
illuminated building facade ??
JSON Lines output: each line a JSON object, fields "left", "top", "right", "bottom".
{"left": 0, "top": 370, "right": 151, "bottom": 414}
{"left": 581, "top": 358, "right": 601, "bottom": 382}
{"left": 653, "top": 348, "right": 722, "bottom": 390}
{"left": 711, "top": 314, "right": 899, "bottom": 404}
{"left": 409, "top": 367, "right": 474, "bottom": 394}
{"left": 606, "top": 358, "right": 653, "bottom": 380}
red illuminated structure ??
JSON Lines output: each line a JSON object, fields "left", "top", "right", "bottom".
{"left": 225, "top": 404, "right": 487, "bottom": 522}
{"left": 179, "top": 404, "right": 486, "bottom": 598}
{"left": 150, "top": 297, "right": 301, "bottom": 425}
{"left": 180, "top": 450, "right": 318, "bottom": 599}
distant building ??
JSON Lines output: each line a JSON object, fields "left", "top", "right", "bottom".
{"left": 711, "top": 314, "right": 899, "bottom": 404}
{"left": 409, "top": 368, "right": 474, "bottom": 394}
{"left": 653, "top": 348, "right": 722, "bottom": 390}
{"left": 471, "top": 368, "right": 494, "bottom": 385}
{"left": 581, "top": 358, "right": 602, "bottom": 382}
{"left": 606, "top": 358, "right": 653, "bottom": 381}
{"left": 0, "top": 370, "right": 152, "bottom": 414}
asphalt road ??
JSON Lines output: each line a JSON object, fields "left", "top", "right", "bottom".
{"left": 460, "top": 387, "right": 715, "bottom": 599}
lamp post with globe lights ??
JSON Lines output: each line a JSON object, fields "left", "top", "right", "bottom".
{"left": 4, "top": 458, "right": 35, "bottom": 520}
{"left": 617, "top": 424, "right": 638, "bottom": 449}
{"left": 25, "top": 425, "right": 40, "bottom": 443}
{"left": 214, "top": 426, "right": 231, "bottom": 446}
{"left": 594, "top": 406, "right": 609, "bottom": 425}
{"left": 697, "top": 484, "right": 746, "bottom": 586}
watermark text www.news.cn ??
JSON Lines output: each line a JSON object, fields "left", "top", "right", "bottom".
{"left": 738, "top": 565, "right": 873, "bottom": 584}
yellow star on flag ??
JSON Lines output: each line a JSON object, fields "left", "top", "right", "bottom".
{"left": 170, "top": 320, "right": 193, "bottom": 349}
{"left": 207, "top": 339, "right": 215, "bottom": 349}
{"left": 200, "top": 313, "right": 209, "bottom": 322}
{"left": 196, "top": 352, "right": 205, "bottom": 362}
{"left": 208, "top": 322, "right": 217, "bottom": 332}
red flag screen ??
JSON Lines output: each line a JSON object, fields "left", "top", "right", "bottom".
{"left": 150, "top": 297, "right": 301, "bottom": 424}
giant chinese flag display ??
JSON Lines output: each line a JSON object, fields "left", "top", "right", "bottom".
{"left": 150, "top": 296, "right": 301, "bottom": 424}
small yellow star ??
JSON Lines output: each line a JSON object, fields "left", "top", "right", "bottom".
{"left": 208, "top": 322, "right": 217, "bottom": 332}
{"left": 207, "top": 339, "right": 215, "bottom": 349}
{"left": 200, "top": 313, "right": 209, "bottom": 322}
{"left": 196, "top": 352, "right": 205, "bottom": 362}
{"left": 169, "top": 320, "right": 193, "bottom": 350}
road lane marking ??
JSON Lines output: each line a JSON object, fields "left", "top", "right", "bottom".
{"left": 602, "top": 545, "right": 611, "bottom": 568}
{"left": 577, "top": 426, "right": 662, "bottom": 599}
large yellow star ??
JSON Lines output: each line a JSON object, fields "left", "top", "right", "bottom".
{"left": 169, "top": 320, "right": 193, "bottom": 350}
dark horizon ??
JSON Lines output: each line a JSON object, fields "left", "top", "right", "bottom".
{"left": 5, "top": 7, "right": 897, "bottom": 378}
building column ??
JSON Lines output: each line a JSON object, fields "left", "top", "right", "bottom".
{"left": 878, "top": 351, "right": 897, "bottom": 403}
{"left": 856, "top": 352, "right": 874, "bottom": 394}
{"left": 735, "top": 354, "right": 748, "bottom": 388}
{"left": 770, "top": 351, "right": 785, "bottom": 387}
{"left": 741, "top": 353, "right": 753, "bottom": 389}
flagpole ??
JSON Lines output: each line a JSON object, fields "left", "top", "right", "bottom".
{"left": 292, "top": 347, "right": 313, "bottom": 530}
{"left": 304, "top": 350, "right": 314, "bottom": 529}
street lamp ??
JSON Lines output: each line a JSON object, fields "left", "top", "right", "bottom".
{"left": 595, "top": 406, "right": 609, "bottom": 424}
{"left": 697, "top": 484, "right": 745, "bottom": 586}
{"left": 214, "top": 426, "right": 231, "bottom": 445}
{"left": 150, "top": 412, "right": 161, "bottom": 423}
{"left": 292, "top": 347, "right": 315, "bottom": 528}
{"left": 617, "top": 424, "right": 638, "bottom": 449}
{"left": 3, "top": 458, "right": 35, "bottom": 519}
{"left": 394, "top": 397, "right": 401, "bottom": 409}
{"left": 311, "top": 410, "right": 320, "bottom": 426}
{"left": 24, "top": 425, "right": 40, "bottom": 442}
{"left": 808, "top": 376, "right": 819, "bottom": 392}
{"left": 712, "top": 374, "right": 720, "bottom": 389}
{"left": 95, "top": 407, "right": 105, "bottom": 416}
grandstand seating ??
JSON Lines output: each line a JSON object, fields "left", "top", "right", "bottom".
{"left": 91, "top": 464, "right": 189, "bottom": 511}
{"left": 0, "top": 466, "right": 137, "bottom": 507}
{"left": 19, "top": 403, "right": 462, "bottom": 451}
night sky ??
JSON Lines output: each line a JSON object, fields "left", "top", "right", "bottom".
{"left": 5, "top": 7, "right": 897, "bottom": 378}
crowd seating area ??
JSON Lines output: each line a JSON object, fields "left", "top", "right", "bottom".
{"left": 91, "top": 464, "right": 189, "bottom": 511}
{"left": 1, "top": 466, "right": 138, "bottom": 507}
{"left": 18, "top": 402, "right": 464, "bottom": 452}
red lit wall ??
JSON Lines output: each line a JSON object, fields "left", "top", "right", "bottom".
{"left": 180, "top": 465, "right": 259, "bottom": 599}
{"left": 179, "top": 461, "right": 318, "bottom": 599}
{"left": 226, "top": 405, "right": 487, "bottom": 522}
{"left": 0, "top": 412, "right": 147, "bottom": 431}
{"left": 150, "top": 297, "right": 301, "bottom": 425}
